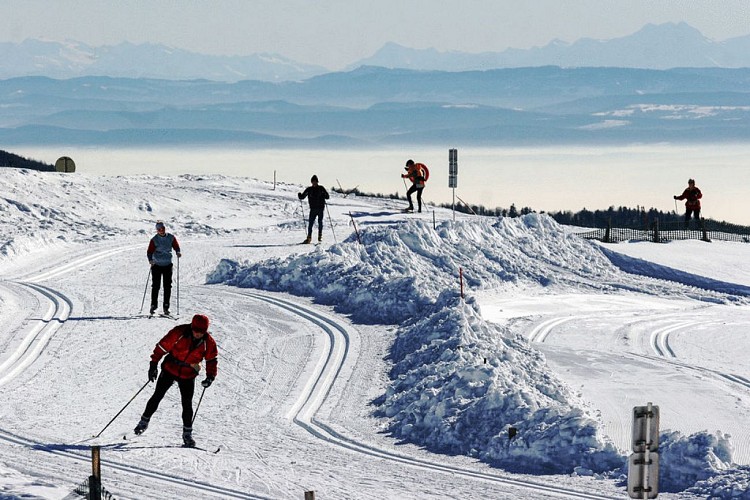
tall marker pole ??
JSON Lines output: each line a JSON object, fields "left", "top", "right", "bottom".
{"left": 449, "top": 149, "right": 458, "bottom": 221}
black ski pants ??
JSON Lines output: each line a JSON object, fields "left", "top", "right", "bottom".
{"left": 407, "top": 185, "right": 424, "bottom": 211}
{"left": 307, "top": 207, "right": 325, "bottom": 238}
{"left": 150, "top": 263, "right": 173, "bottom": 311}
{"left": 142, "top": 370, "right": 195, "bottom": 428}
{"left": 684, "top": 208, "right": 700, "bottom": 224}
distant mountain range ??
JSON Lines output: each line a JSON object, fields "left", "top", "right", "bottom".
{"left": 353, "top": 23, "right": 750, "bottom": 72}
{"left": 2, "top": 66, "right": 749, "bottom": 147}
{"left": 1, "top": 23, "right": 749, "bottom": 83}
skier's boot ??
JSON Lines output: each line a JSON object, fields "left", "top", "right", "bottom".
{"left": 163, "top": 307, "right": 170, "bottom": 316}
{"left": 182, "top": 426, "right": 195, "bottom": 448}
{"left": 149, "top": 305, "right": 156, "bottom": 316}
{"left": 134, "top": 416, "right": 150, "bottom": 435}
{"left": 303, "top": 236, "right": 311, "bottom": 244}
{"left": 318, "top": 231, "right": 323, "bottom": 243}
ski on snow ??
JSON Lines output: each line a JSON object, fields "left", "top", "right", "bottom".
{"left": 122, "top": 434, "right": 220, "bottom": 453}
{"left": 147, "top": 313, "right": 179, "bottom": 320}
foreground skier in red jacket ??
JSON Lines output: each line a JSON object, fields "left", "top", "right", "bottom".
{"left": 133, "top": 314, "right": 218, "bottom": 447}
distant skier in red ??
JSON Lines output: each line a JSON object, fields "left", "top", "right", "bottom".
{"left": 133, "top": 314, "right": 218, "bottom": 448}
{"left": 401, "top": 159, "right": 428, "bottom": 213}
{"left": 674, "top": 178, "right": 703, "bottom": 226}
{"left": 147, "top": 221, "right": 181, "bottom": 316}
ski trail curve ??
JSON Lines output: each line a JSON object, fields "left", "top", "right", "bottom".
{"left": 0, "top": 282, "right": 71, "bottom": 387}
{"left": 221, "top": 288, "right": 622, "bottom": 500}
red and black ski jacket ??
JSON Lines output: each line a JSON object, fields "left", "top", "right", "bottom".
{"left": 151, "top": 324, "right": 218, "bottom": 380}
{"left": 676, "top": 187, "right": 702, "bottom": 210}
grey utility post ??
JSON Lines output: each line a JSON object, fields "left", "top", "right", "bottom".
{"left": 628, "top": 402, "right": 660, "bottom": 498}
{"left": 449, "top": 148, "right": 458, "bottom": 221}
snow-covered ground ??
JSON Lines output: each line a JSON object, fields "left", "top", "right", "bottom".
{"left": 1, "top": 168, "right": 750, "bottom": 499}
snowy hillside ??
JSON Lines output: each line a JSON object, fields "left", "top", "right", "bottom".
{"left": 1, "top": 168, "right": 750, "bottom": 498}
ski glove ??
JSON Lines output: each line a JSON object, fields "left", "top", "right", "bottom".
{"left": 148, "top": 362, "right": 158, "bottom": 382}
{"left": 201, "top": 376, "right": 214, "bottom": 388}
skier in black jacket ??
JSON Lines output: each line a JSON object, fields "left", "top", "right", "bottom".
{"left": 298, "top": 175, "right": 330, "bottom": 244}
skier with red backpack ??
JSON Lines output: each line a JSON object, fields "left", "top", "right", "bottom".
{"left": 401, "top": 159, "right": 429, "bottom": 213}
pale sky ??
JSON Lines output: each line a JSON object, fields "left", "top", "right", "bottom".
{"left": 2, "top": 0, "right": 749, "bottom": 69}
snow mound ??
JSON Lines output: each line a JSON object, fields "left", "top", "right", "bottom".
{"left": 210, "top": 215, "right": 627, "bottom": 473}
{"left": 658, "top": 430, "right": 740, "bottom": 494}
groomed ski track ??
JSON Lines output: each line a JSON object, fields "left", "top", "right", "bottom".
{"left": 0, "top": 242, "right": 628, "bottom": 498}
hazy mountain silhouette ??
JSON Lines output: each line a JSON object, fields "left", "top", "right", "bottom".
{"left": 1, "top": 23, "right": 749, "bottom": 82}
{"left": 354, "top": 23, "right": 750, "bottom": 71}
{"left": 0, "top": 39, "right": 329, "bottom": 82}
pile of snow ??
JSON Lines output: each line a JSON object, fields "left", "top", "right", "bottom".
{"left": 210, "top": 216, "right": 635, "bottom": 473}
{"left": 658, "top": 430, "right": 733, "bottom": 492}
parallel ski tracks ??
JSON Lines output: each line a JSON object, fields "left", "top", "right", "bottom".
{"left": 225, "top": 289, "right": 622, "bottom": 500}
{"left": 527, "top": 311, "right": 750, "bottom": 402}
{"left": 0, "top": 281, "right": 71, "bottom": 387}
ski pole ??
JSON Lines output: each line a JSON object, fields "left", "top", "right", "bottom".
{"left": 191, "top": 386, "right": 207, "bottom": 425}
{"left": 95, "top": 380, "right": 151, "bottom": 438}
{"left": 299, "top": 198, "right": 307, "bottom": 234}
{"left": 139, "top": 267, "right": 151, "bottom": 314}
{"left": 325, "top": 204, "right": 337, "bottom": 244}
{"left": 176, "top": 255, "right": 180, "bottom": 317}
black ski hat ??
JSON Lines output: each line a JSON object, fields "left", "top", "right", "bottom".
{"left": 311, "top": 175, "right": 318, "bottom": 183}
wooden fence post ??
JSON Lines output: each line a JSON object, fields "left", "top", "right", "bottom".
{"left": 304, "top": 492, "right": 316, "bottom": 500}
{"left": 653, "top": 219, "right": 660, "bottom": 243}
{"left": 701, "top": 218, "right": 711, "bottom": 242}
{"left": 90, "top": 446, "right": 101, "bottom": 500}
{"left": 604, "top": 218, "right": 611, "bottom": 243}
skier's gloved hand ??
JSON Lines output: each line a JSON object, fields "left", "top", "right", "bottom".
{"left": 673, "top": 195, "right": 678, "bottom": 199}
{"left": 148, "top": 362, "right": 158, "bottom": 382}
{"left": 297, "top": 192, "right": 303, "bottom": 199}
{"left": 201, "top": 376, "right": 214, "bottom": 388}
{"left": 176, "top": 252, "right": 182, "bottom": 258}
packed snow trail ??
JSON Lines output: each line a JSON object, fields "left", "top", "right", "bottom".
{"left": 0, "top": 239, "right": 625, "bottom": 499}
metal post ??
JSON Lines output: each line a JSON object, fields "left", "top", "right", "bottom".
{"left": 304, "top": 492, "right": 315, "bottom": 500}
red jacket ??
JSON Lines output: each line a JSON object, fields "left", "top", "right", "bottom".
{"left": 151, "top": 324, "right": 218, "bottom": 380}
{"left": 402, "top": 163, "right": 428, "bottom": 188}
{"left": 676, "top": 187, "right": 702, "bottom": 210}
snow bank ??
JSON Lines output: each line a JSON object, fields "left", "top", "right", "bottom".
{"left": 658, "top": 430, "right": 734, "bottom": 492}
{"left": 209, "top": 215, "right": 626, "bottom": 473}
